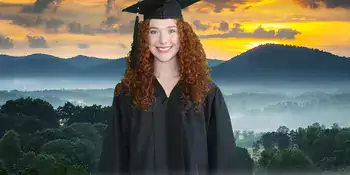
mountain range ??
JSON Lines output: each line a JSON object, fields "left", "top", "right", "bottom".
{"left": 0, "top": 44, "right": 349, "bottom": 82}
{"left": 0, "top": 53, "right": 223, "bottom": 78}
{"left": 210, "top": 44, "right": 350, "bottom": 82}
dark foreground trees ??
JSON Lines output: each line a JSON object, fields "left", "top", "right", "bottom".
{"left": 0, "top": 97, "right": 349, "bottom": 175}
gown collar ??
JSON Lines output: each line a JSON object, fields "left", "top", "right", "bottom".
{"left": 153, "top": 75, "right": 182, "bottom": 99}
{"left": 152, "top": 75, "right": 187, "bottom": 172}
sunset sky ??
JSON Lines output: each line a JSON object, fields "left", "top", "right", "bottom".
{"left": 0, "top": 0, "right": 349, "bottom": 60}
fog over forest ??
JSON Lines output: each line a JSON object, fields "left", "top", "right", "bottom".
{"left": 1, "top": 77, "right": 349, "bottom": 132}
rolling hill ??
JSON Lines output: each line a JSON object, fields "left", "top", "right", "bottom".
{"left": 0, "top": 54, "right": 79, "bottom": 77}
{"left": 210, "top": 44, "right": 350, "bottom": 82}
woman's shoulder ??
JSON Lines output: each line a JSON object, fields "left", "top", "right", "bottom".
{"left": 114, "top": 82, "right": 131, "bottom": 97}
{"left": 207, "top": 80, "right": 219, "bottom": 94}
{"left": 113, "top": 82, "right": 132, "bottom": 102}
{"left": 208, "top": 80, "right": 217, "bottom": 91}
{"left": 205, "top": 80, "right": 225, "bottom": 102}
{"left": 112, "top": 82, "right": 133, "bottom": 108}
{"left": 114, "top": 82, "right": 124, "bottom": 97}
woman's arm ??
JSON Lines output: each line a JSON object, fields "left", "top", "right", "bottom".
{"left": 207, "top": 86, "right": 237, "bottom": 175}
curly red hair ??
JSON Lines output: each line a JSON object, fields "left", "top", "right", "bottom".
{"left": 115, "top": 19, "right": 212, "bottom": 113}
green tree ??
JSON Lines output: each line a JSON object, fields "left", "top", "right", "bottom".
{"left": 0, "top": 113, "right": 10, "bottom": 137}
{"left": 68, "top": 123, "right": 101, "bottom": 144}
{"left": 20, "top": 123, "right": 101, "bottom": 155}
{"left": 31, "top": 153, "right": 57, "bottom": 175}
{"left": 260, "top": 132, "right": 276, "bottom": 149}
{"left": 40, "top": 139, "right": 77, "bottom": 165}
{"left": 40, "top": 138, "right": 96, "bottom": 168}
{"left": 62, "top": 104, "right": 111, "bottom": 125}
{"left": 275, "top": 132, "right": 290, "bottom": 150}
{"left": 20, "top": 128, "right": 60, "bottom": 153}
{"left": 73, "top": 138, "right": 96, "bottom": 170}
{"left": 68, "top": 123, "right": 102, "bottom": 165}
{"left": 277, "top": 125, "right": 289, "bottom": 134}
{"left": 292, "top": 125, "right": 324, "bottom": 160}
{"left": 65, "top": 164, "right": 90, "bottom": 175}
{"left": 93, "top": 123, "right": 107, "bottom": 137}
{"left": 0, "top": 112, "right": 47, "bottom": 137}
{"left": 0, "top": 130, "right": 22, "bottom": 171}
{"left": 56, "top": 102, "right": 83, "bottom": 126}
{"left": 15, "top": 114, "right": 49, "bottom": 134}
{"left": 259, "top": 148, "right": 317, "bottom": 174}
{"left": 15, "top": 151, "right": 36, "bottom": 172}
{"left": 232, "top": 146, "right": 254, "bottom": 175}
{"left": 0, "top": 159, "right": 8, "bottom": 175}
{"left": 258, "top": 149, "right": 276, "bottom": 169}
{"left": 332, "top": 130, "right": 350, "bottom": 169}
{"left": 1, "top": 97, "right": 59, "bottom": 128}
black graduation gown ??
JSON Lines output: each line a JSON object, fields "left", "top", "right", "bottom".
{"left": 98, "top": 77, "right": 236, "bottom": 175}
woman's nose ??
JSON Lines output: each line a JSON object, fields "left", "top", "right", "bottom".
{"left": 159, "top": 31, "right": 169, "bottom": 45}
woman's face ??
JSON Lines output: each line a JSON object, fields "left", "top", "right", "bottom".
{"left": 148, "top": 19, "right": 180, "bottom": 63}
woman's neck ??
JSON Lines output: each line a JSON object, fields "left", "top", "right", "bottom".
{"left": 154, "top": 57, "right": 180, "bottom": 78}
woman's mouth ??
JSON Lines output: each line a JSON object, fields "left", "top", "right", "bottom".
{"left": 157, "top": 46, "right": 172, "bottom": 53}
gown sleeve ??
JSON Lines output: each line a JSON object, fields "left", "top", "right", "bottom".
{"left": 207, "top": 85, "right": 237, "bottom": 175}
{"left": 98, "top": 91, "right": 129, "bottom": 175}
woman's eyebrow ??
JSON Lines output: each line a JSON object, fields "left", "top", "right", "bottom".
{"left": 149, "top": 26, "right": 177, "bottom": 29}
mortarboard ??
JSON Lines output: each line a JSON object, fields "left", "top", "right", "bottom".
{"left": 122, "top": 0, "right": 200, "bottom": 69}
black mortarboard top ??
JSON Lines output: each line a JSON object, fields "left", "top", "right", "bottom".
{"left": 122, "top": 0, "right": 200, "bottom": 69}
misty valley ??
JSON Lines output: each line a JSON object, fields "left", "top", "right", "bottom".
{"left": 1, "top": 77, "right": 349, "bottom": 132}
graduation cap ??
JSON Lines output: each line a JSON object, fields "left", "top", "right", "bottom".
{"left": 122, "top": 0, "right": 200, "bottom": 69}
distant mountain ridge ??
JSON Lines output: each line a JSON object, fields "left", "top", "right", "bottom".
{"left": 66, "top": 55, "right": 112, "bottom": 69}
{"left": 0, "top": 53, "right": 224, "bottom": 78}
{"left": 0, "top": 44, "right": 349, "bottom": 82}
{"left": 211, "top": 44, "right": 350, "bottom": 82}
{"left": 0, "top": 54, "right": 78, "bottom": 77}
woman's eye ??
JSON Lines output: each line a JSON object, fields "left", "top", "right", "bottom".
{"left": 169, "top": 29, "right": 176, "bottom": 33}
{"left": 150, "top": 30, "right": 157, "bottom": 34}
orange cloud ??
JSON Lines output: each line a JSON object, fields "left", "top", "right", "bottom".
{"left": 293, "top": 0, "right": 350, "bottom": 9}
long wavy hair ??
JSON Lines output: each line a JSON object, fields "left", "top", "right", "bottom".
{"left": 115, "top": 18, "right": 212, "bottom": 113}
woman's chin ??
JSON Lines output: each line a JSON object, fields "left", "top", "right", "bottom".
{"left": 154, "top": 56, "right": 176, "bottom": 63}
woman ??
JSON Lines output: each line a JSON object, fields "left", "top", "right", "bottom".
{"left": 99, "top": 0, "right": 237, "bottom": 174}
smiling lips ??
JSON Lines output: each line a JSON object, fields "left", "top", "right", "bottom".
{"left": 157, "top": 46, "right": 172, "bottom": 53}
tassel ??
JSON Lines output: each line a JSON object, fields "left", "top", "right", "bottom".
{"left": 130, "top": 10, "right": 139, "bottom": 69}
